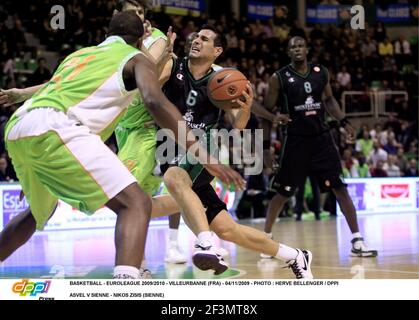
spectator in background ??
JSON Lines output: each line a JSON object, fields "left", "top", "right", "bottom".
{"left": 369, "top": 123, "right": 382, "bottom": 141}
{"left": 356, "top": 129, "right": 374, "bottom": 158}
{"left": 225, "top": 29, "right": 238, "bottom": 49}
{"left": 368, "top": 140, "right": 388, "bottom": 167}
{"left": 383, "top": 135, "right": 400, "bottom": 155}
{"left": 404, "top": 159, "right": 418, "bottom": 177}
{"left": 379, "top": 37, "right": 394, "bottom": 56}
{"left": 405, "top": 141, "right": 418, "bottom": 161}
{"left": 0, "top": 156, "right": 11, "bottom": 182}
{"left": 257, "top": 72, "right": 270, "bottom": 98}
{"left": 274, "top": 23, "right": 289, "bottom": 43}
{"left": 383, "top": 154, "right": 401, "bottom": 177}
{"left": 394, "top": 35, "right": 411, "bottom": 66}
{"left": 360, "top": 36, "right": 377, "bottom": 57}
{"left": 371, "top": 160, "right": 388, "bottom": 177}
{"left": 396, "top": 147, "right": 409, "bottom": 174}
{"left": 342, "top": 149, "right": 359, "bottom": 178}
{"left": 357, "top": 156, "right": 371, "bottom": 178}
{"left": 337, "top": 66, "right": 351, "bottom": 90}
{"left": 31, "top": 57, "right": 51, "bottom": 86}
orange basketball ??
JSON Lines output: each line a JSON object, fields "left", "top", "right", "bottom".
{"left": 208, "top": 68, "right": 249, "bottom": 109}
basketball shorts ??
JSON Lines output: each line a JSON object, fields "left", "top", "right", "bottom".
{"left": 115, "top": 124, "right": 161, "bottom": 195}
{"left": 6, "top": 108, "right": 137, "bottom": 230}
{"left": 269, "top": 131, "right": 345, "bottom": 198}
{"left": 160, "top": 133, "right": 227, "bottom": 223}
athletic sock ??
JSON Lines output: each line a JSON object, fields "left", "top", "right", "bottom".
{"left": 169, "top": 228, "right": 179, "bottom": 243}
{"left": 197, "top": 231, "right": 214, "bottom": 248}
{"left": 275, "top": 244, "right": 299, "bottom": 261}
{"left": 352, "top": 232, "right": 362, "bottom": 239}
{"left": 113, "top": 265, "right": 140, "bottom": 279}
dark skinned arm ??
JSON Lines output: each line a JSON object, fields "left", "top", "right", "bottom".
{"left": 323, "top": 72, "right": 355, "bottom": 140}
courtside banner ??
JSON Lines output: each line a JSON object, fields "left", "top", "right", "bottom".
{"left": 338, "top": 177, "right": 419, "bottom": 215}
{"left": 0, "top": 182, "right": 235, "bottom": 231}
{"left": 1, "top": 279, "right": 418, "bottom": 300}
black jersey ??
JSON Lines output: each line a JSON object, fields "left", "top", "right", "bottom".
{"left": 163, "top": 57, "right": 221, "bottom": 130}
{"left": 276, "top": 64, "right": 329, "bottom": 137}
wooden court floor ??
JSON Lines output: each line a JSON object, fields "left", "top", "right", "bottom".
{"left": 1, "top": 212, "right": 418, "bottom": 279}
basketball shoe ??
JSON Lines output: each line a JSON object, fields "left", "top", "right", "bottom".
{"left": 165, "top": 241, "right": 187, "bottom": 264}
{"left": 285, "top": 249, "right": 313, "bottom": 279}
{"left": 350, "top": 237, "right": 378, "bottom": 257}
{"left": 192, "top": 242, "right": 229, "bottom": 275}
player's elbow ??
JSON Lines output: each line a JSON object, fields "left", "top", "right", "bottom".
{"left": 142, "top": 93, "right": 161, "bottom": 112}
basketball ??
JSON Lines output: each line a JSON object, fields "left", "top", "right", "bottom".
{"left": 207, "top": 68, "right": 249, "bottom": 109}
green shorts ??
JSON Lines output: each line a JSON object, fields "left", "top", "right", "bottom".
{"left": 6, "top": 108, "right": 136, "bottom": 230}
{"left": 115, "top": 124, "right": 162, "bottom": 195}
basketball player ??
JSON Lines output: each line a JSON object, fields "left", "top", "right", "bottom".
{"left": 113, "top": 0, "right": 186, "bottom": 265}
{"left": 262, "top": 37, "right": 377, "bottom": 258}
{"left": 0, "top": 0, "right": 188, "bottom": 265}
{"left": 0, "top": 12, "right": 244, "bottom": 279}
{"left": 159, "top": 27, "right": 314, "bottom": 278}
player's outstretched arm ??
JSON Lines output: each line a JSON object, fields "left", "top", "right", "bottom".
{"left": 0, "top": 84, "right": 44, "bottom": 106}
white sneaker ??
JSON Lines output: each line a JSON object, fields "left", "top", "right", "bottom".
{"left": 192, "top": 243, "right": 229, "bottom": 275}
{"left": 260, "top": 233, "right": 274, "bottom": 259}
{"left": 285, "top": 249, "right": 313, "bottom": 279}
{"left": 165, "top": 241, "right": 187, "bottom": 264}
{"left": 350, "top": 237, "right": 378, "bottom": 257}
{"left": 215, "top": 247, "right": 229, "bottom": 258}
{"left": 139, "top": 268, "right": 152, "bottom": 279}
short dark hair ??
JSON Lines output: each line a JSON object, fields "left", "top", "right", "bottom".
{"left": 115, "top": 0, "right": 151, "bottom": 12}
{"left": 108, "top": 11, "right": 144, "bottom": 45}
{"left": 201, "top": 24, "right": 227, "bottom": 51}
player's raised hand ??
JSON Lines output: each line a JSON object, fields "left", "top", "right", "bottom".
{"left": 166, "top": 26, "right": 177, "bottom": 56}
{"left": 233, "top": 83, "right": 253, "bottom": 111}
{"left": 204, "top": 163, "right": 246, "bottom": 191}
{"left": 0, "top": 88, "right": 25, "bottom": 107}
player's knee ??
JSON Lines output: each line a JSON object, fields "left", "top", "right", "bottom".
{"left": 113, "top": 184, "right": 152, "bottom": 217}
{"left": 163, "top": 167, "right": 192, "bottom": 192}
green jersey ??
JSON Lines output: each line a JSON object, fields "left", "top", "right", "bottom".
{"left": 118, "top": 29, "right": 167, "bottom": 129}
{"left": 22, "top": 36, "right": 141, "bottom": 141}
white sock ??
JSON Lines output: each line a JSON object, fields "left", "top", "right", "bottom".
{"left": 197, "top": 231, "right": 214, "bottom": 248}
{"left": 169, "top": 228, "right": 178, "bottom": 242}
{"left": 140, "top": 260, "right": 147, "bottom": 270}
{"left": 275, "top": 244, "right": 299, "bottom": 261}
{"left": 113, "top": 265, "right": 140, "bottom": 279}
{"left": 265, "top": 232, "right": 273, "bottom": 239}
{"left": 352, "top": 232, "right": 362, "bottom": 240}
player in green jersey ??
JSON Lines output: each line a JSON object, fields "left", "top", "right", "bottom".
{"left": 0, "top": 12, "right": 244, "bottom": 279}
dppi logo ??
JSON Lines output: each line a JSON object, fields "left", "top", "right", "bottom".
{"left": 381, "top": 184, "right": 409, "bottom": 199}
{"left": 12, "top": 279, "right": 51, "bottom": 297}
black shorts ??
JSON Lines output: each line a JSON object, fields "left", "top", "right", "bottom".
{"left": 270, "top": 131, "right": 345, "bottom": 197}
{"left": 160, "top": 163, "right": 227, "bottom": 224}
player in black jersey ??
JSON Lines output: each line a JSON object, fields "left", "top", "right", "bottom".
{"left": 262, "top": 37, "right": 377, "bottom": 258}
{"left": 159, "top": 27, "right": 313, "bottom": 278}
